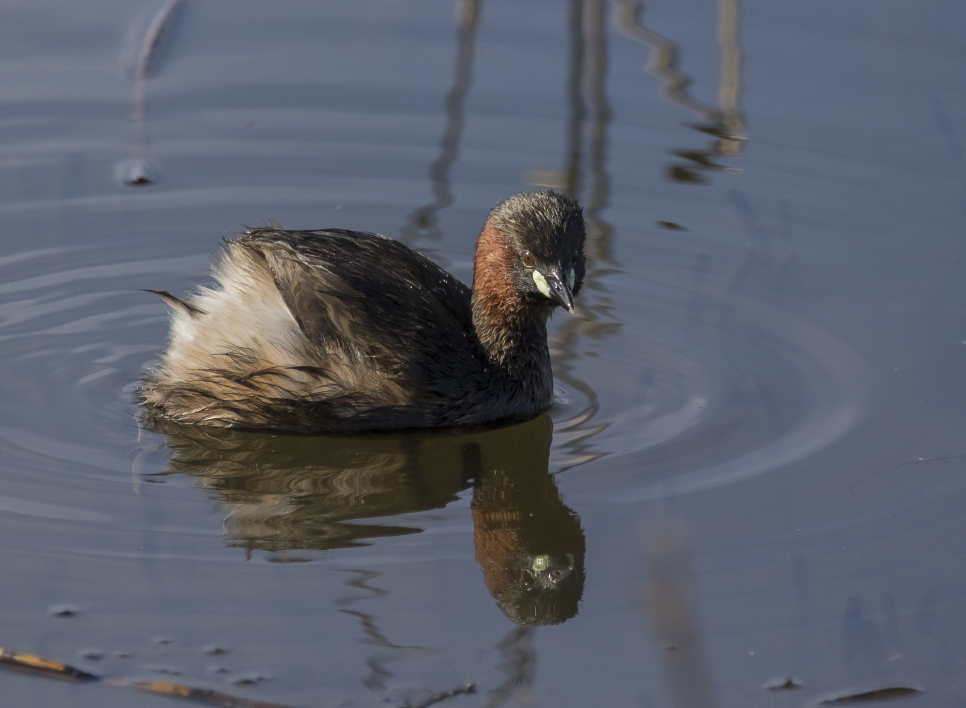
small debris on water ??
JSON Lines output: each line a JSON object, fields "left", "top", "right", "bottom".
{"left": 48, "top": 604, "right": 80, "bottom": 617}
{"left": 147, "top": 664, "right": 182, "bottom": 676}
{"left": 229, "top": 671, "right": 270, "bottom": 686}
{"left": 656, "top": 221, "right": 688, "bottom": 231}
{"left": 763, "top": 676, "right": 802, "bottom": 691}
{"left": 117, "top": 158, "right": 160, "bottom": 186}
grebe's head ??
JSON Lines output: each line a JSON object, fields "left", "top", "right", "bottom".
{"left": 479, "top": 191, "right": 586, "bottom": 315}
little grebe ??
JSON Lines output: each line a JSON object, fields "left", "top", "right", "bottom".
{"left": 140, "top": 191, "right": 586, "bottom": 432}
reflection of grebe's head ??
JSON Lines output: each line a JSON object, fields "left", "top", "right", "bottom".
{"left": 472, "top": 487, "right": 586, "bottom": 626}
{"left": 491, "top": 551, "right": 582, "bottom": 626}
{"left": 468, "top": 414, "right": 585, "bottom": 625}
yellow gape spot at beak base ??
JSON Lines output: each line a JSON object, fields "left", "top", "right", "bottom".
{"left": 533, "top": 270, "right": 551, "bottom": 298}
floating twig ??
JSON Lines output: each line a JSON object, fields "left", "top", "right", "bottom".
{"left": 107, "top": 679, "right": 297, "bottom": 708}
{"left": 816, "top": 685, "right": 922, "bottom": 705}
{"left": 0, "top": 647, "right": 97, "bottom": 681}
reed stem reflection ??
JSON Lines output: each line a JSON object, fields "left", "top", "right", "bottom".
{"left": 401, "top": 0, "right": 481, "bottom": 245}
{"left": 122, "top": 0, "right": 182, "bottom": 185}
{"left": 541, "top": 0, "right": 617, "bottom": 469}
{"left": 482, "top": 626, "right": 536, "bottom": 708}
{"left": 641, "top": 521, "right": 717, "bottom": 708}
{"left": 609, "top": 0, "right": 746, "bottom": 182}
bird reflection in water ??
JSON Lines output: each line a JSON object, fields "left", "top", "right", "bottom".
{"left": 146, "top": 414, "right": 585, "bottom": 625}
{"left": 466, "top": 425, "right": 586, "bottom": 626}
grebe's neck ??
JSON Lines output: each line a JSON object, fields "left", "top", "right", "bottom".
{"left": 470, "top": 221, "right": 553, "bottom": 382}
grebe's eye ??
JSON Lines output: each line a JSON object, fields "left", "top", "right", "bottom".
{"left": 522, "top": 251, "right": 536, "bottom": 267}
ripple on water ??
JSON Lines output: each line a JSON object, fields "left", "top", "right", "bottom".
{"left": 0, "top": 245, "right": 208, "bottom": 536}
{"left": 550, "top": 268, "right": 866, "bottom": 503}
{"left": 0, "top": 239, "right": 865, "bottom": 539}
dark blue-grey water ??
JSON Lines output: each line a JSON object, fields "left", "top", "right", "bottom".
{"left": 1, "top": 1, "right": 965, "bottom": 706}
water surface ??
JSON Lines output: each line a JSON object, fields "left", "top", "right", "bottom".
{"left": 1, "top": 1, "right": 965, "bottom": 706}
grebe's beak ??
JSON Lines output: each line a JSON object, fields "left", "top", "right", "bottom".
{"left": 533, "top": 267, "right": 576, "bottom": 313}
{"left": 545, "top": 270, "right": 575, "bottom": 313}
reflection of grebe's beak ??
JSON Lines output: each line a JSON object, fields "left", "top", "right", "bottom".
{"left": 534, "top": 269, "right": 575, "bottom": 313}
{"left": 530, "top": 553, "right": 576, "bottom": 582}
